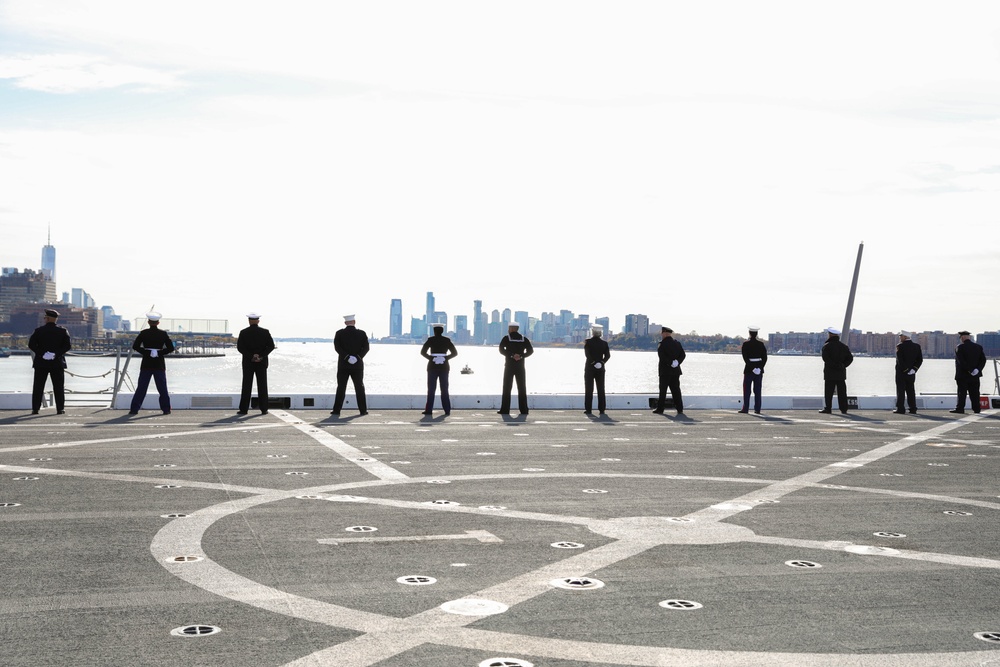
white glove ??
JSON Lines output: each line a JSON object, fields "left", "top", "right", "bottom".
{"left": 149, "top": 349, "right": 159, "bottom": 358}
{"left": 594, "top": 362, "right": 602, "bottom": 369}
{"left": 752, "top": 368, "right": 761, "bottom": 375}
{"left": 432, "top": 355, "right": 445, "bottom": 365}
{"left": 972, "top": 369, "right": 979, "bottom": 376}
{"left": 348, "top": 355, "right": 357, "bottom": 364}
{"left": 42, "top": 352, "right": 55, "bottom": 360}
{"left": 907, "top": 369, "right": 916, "bottom": 375}
{"left": 671, "top": 360, "right": 679, "bottom": 368}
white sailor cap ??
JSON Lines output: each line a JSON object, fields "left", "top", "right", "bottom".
{"left": 507, "top": 321, "right": 519, "bottom": 328}
{"left": 343, "top": 314, "right": 355, "bottom": 322}
{"left": 146, "top": 311, "right": 162, "bottom": 322}
{"left": 898, "top": 330, "right": 912, "bottom": 338}
{"left": 247, "top": 312, "right": 261, "bottom": 319}
{"left": 591, "top": 326, "right": 603, "bottom": 335}
{"left": 748, "top": 325, "right": 760, "bottom": 332}
{"left": 825, "top": 326, "right": 841, "bottom": 335}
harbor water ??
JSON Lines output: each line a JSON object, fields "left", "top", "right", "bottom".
{"left": 0, "top": 343, "right": 987, "bottom": 399}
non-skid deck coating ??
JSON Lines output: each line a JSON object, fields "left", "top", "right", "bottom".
{"left": 1, "top": 407, "right": 999, "bottom": 667}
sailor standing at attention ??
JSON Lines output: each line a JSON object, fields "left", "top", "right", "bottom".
{"left": 819, "top": 326, "right": 853, "bottom": 415}
{"left": 236, "top": 312, "right": 276, "bottom": 415}
{"left": 498, "top": 322, "right": 533, "bottom": 415}
{"left": 129, "top": 312, "right": 175, "bottom": 415}
{"left": 653, "top": 326, "right": 685, "bottom": 416}
{"left": 893, "top": 331, "right": 922, "bottom": 415}
{"left": 331, "top": 314, "right": 370, "bottom": 417}
{"left": 583, "top": 326, "right": 610, "bottom": 415}
{"left": 28, "top": 308, "right": 72, "bottom": 415}
{"left": 420, "top": 323, "right": 458, "bottom": 416}
{"left": 950, "top": 330, "right": 986, "bottom": 415}
{"left": 738, "top": 326, "right": 767, "bottom": 414}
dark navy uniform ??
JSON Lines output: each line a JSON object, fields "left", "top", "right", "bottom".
{"left": 498, "top": 327, "right": 533, "bottom": 414}
{"left": 129, "top": 320, "right": 175, "bottom": 414}
{"left": 583, "top": 332, "right": 610, "bottom": 414}
{"left": 739, "top": 332, "right": 767, "bottom": 414}
{"left": 28, "top": 315, "right": 72, "bottom": 413}
{"left": 420, "top": 327, "right": 458, "bottom": 415}
{"left": 654, "top": 329, "right": 686, "bottom": 414}
{"left": 237, "top": 320, "right": 276, "bottom": 414}
{"left": 820, "top": 332, "right": 853, "bottom": 414}
{"left": 332, "top": 322, "right": 370, "bottom": 415}
{"left": 952, "top": 333, "right": 987, "bottom": 414}
{"left": 894, "top": 336, "right": 923, "bottom": 414}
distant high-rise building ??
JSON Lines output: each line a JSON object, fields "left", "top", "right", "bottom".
{"left": 625, "top": 313, "right": 650, "bottom": 337}
{"left": 425, "top": 292, "right": 435, "bottom": 328}
{"left": 473, "top": 300, "right": 484, "bottom": 344}
{"left": 502, "top": 308, "right": 511, "bottom": 325}
{"left": 514, "top": 310, "right": 529, "bottom": 332}
{"left": 454, "top": 315, "right": 468, "bottom": 334}
{"left": 0, "top": 268, "right": 57, "bottom": 323}
{"left": 41, "top": 227, "right": 56, "bottom": 282}
{"left": 71, "top": 288, "right": 95, "bottom": 309}
{"left": 389, "top": 299, "right": 403, "bottom": 337}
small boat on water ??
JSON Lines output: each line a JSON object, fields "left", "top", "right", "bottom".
{"left": 460, "top": 364, "right": 474, "bottom": 374}
{"left": 0, "top": 347, "right": 10, "bottom": 359}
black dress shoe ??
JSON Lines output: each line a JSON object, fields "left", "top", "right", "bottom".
{"left": 908, "top": 410, "right": 917, "bottom": 414}
{"left": 497, "top": 410, "right": 509, "bottom": 415}
{"left": 260, "top": 410, "right": 268, "bottom": 415}
{"left": 359, "top": 411, "right": 369, "bottom": 416}
{"left": 818, "top": 408, "right": 832, "bottom": 414}
{"left": 236, "top": 411, "right": 248, "bottom": 415}
{"left": 651, "top": 409, "right": 664, "bottom": 414}
{"left": 737, "top": 409, "right": 749, "bottom": 414}
{"left": 31, "top": 410, "right": 39, "bottom": 415}
{"left": 584, "top": 410, "right": 592, "bottom": 415}
{"left": 892, "top": 410, "right": 906, "bottom": 414}
{"left": 330, "top": 411, "right": 340, "bottom": 417}
{"left": 421, "top": 410, "right": 433, "bottom": 415}
{"left": 949, "top": 409, "right": 965, "bottom": 414}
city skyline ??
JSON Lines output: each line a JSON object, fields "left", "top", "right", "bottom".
{"left": 2, "top": 2, "right": 999, "bottom": 339}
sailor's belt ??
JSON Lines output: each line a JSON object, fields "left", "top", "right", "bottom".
{"left": 748, "top": 358, "right": 763, "bottom": 362}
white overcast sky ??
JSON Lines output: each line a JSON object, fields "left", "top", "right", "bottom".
{"left": 1, "top": 1, "right": 998, "bottom": 339}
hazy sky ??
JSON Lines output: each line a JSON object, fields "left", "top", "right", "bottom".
{"left": 2, "top": 1, "right": 998, "bottom": 339}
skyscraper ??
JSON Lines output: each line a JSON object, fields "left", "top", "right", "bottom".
{"left": 425, "top": 292, "right": 435, "bottom": 328}
{"left": 473, "top": 300, "right": 483, "bottom": 344}
{"left": 41, "top": 226, "right": 56, "bottom": 282}
{"left": 389, "top": 299, "right": 403, "bottom": 337}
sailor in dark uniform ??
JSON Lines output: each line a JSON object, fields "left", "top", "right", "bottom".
{"left": 893, "top": 331, "right": 923, "bottom": 414}
{"left": 331, "top": 314, "right": 370, "bottom": 417}
{"left": 420, "top": 323, "right": 458, "bottom": 416}
{"left": 819, "top": 326, "right": 853, "bottom": 414}
{"left": 950, "top": 330, "right": 987, "bottom": 415}
{"left": 28, "top": 308, "right": 72, "bottom": 414}
{"left": 129, "top": 312, "right": 175, "bottom": 415}
{"left": 498, "top": 322, "right": 533, "bottom": 415}
{"left": 583, "top": 326, "right": 610, "bottom": 415}
{"left": 738, "top": 326, "right": 767, "bottom": 414}
{"left": 653, "top": 326, "right": 685, "bottom": 415}
{"left": 236, "top": 312, "right": 276, "bottom": 415}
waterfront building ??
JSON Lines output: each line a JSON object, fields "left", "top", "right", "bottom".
{"left": 979, "top": 331, "right": 1000, "bottom": 357}
{"left": 0, "top": 268, "right": 57, "bottom": 324}
{"left": 425, "top": 292, "right": 435, "bottom": 330}
{"left": 472, "top": 300, "right": 484, "bottom": 344}
{"left": 389, "top": 299, "right": 403, "bottom": 337}
{"left": 624, "top": 313, "right": 650, "bottom": 337}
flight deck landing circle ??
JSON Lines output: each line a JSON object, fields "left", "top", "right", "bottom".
{"left": 151, "top": 456, "right": 1000, "bottom": 666}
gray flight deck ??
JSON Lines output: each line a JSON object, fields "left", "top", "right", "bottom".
{"left": 1, "top": 406, "right": 999, "bottom": 667}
